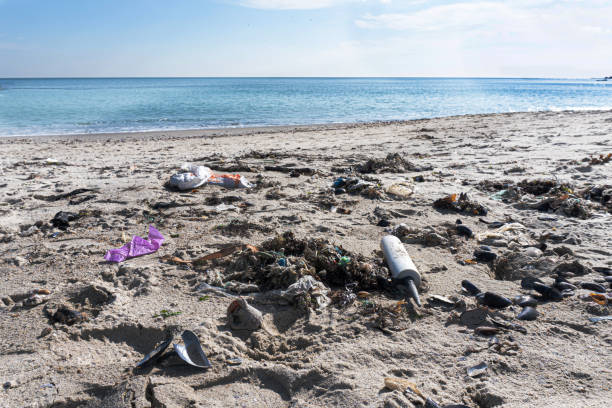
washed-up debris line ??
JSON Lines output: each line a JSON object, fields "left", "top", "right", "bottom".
{"left": 218, "top": 231, "right": 386, "bottom": 290}
{"left": 357, "top": 153, "right": 432, "bottom": 174}
{"left": 433, "top": 193, "right": 488, "bottom": 216}
{"left": 478, "top": 178, "right": 597, "bottom": 217}
{"left": 332, "top": 177, "right": 386, "bottom": 199}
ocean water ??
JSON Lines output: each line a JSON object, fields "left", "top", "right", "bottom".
{"left": 0, "top": 77, "right": 611, "bottom": 136}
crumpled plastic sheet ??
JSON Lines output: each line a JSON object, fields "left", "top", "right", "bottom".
{"left": 104, "top": 225, "right": 164, "bottom": 263}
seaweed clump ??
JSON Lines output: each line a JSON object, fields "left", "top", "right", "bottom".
{"left": 222, "top": 231, "right": 386, "bottom": 290}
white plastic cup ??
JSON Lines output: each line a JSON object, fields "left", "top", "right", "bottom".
{"left": 381, "top": 235, "right": 421, "bottom": 287}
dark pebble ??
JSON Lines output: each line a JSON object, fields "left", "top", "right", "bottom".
{"left": 334, "top": 188, "right": 346, "bottom": 195}
{"left": 413, "top": 175, "right": 425, "bottom": 182}
{"left": 532, "top": 282, "right": 563, "bottom": 301}
{"left": 53, "top": 307, "right": 85, "bottom": 325}
{"left": 461, "top": 279, "right": 481, "bottom": 296}
{"left": 456, "top": 225, "right": 473, "bottom": 238}
{"left": 561, "top": 289, "right": 575, "bottom": 297}
{"left": 377, "top": 219, "right": 391, "bottom": 227}
{"left": 581, "top": 282, "right": 606, "bottom": 293}
{"left": 513, "top": 295, "right": 538, "bottom": 307}
{"left": 476, "top": 292, "right": 512, "bottom": 308}
{"left": 487, "top": 221, "right": 506, "bottom": 229}
{"left": 474, "top": 249, "right": 497, "bottom": 262}
{"left": 604, "top": 276, "right": 612, "bottom": 283}
{"left": 517, "top": 306, "right": 539, "bottom": 321}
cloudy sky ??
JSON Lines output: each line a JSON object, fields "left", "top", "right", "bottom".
{"left": 0, "top": 0, "right": 610, "bottom": 77}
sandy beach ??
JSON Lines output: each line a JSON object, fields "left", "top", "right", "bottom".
{"left": 0, "top": 110, "right": 611, "bottom": 407}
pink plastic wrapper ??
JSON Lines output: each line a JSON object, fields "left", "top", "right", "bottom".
{"left": 104, "top": 225, "right": 164, "bottom": 263}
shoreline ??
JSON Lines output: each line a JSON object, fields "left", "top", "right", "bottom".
{"left": 2, "top": 108, "right": 612, "bottom": 141}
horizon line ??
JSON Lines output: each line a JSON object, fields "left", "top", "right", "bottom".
{"left": 0, "top": 75, "right": 604, "bottom": 80}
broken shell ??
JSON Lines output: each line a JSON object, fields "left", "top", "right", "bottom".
{"left": 136, "top": 336, "right": 173, "bottom": 368}
{"left": 429, "top": 295, "right": 456, "bottom": 306}
{"left": 461, "top": 280, "right": 481, "bottom": 296}
{"left": 532, "top": 282, "right": 562, "bottom": 301}
{"left": 517, "top": 306, "right": 539, "bottom": 321}
{"left": 357, "top": 291, "right": 371, "bottom": 299}
{"left": 589, "top": 293, "right": 608, "bottom": 305}
{"left": 513, "top": 295, "right": 538, "bottom": 307}
{"left": 227, "top": 357, "right": 243, "bottom": 366}
{"left": 467, "top": 362, "right": 488, "bottom": 377}
{"left": 474, "top": 326, "right": 500, "bottom": 336}
{"left": 476, "top": 292, "right": 512, "bottom": 308}
{"left": 383, "top": 377, "right": 424, "bottom": 398}
{"left": 173, "top": 330, "right": 212, "bottom": 369}
{"left": 554, "top": 281, "right": 577, "bottom": 291}
{"left": 36, "top": 289, "right": 51, "bottom": 295}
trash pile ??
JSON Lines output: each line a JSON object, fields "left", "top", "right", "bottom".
{"left": 478, "top": 178, "right": 595, "bottom": 218}
{"left": 357, "top": 153, "right": 431, "bottom": 174}
{"left": 168, "top": 163, "right": 253, "bottom": 191}
{"left": 433, "top": 193, "right": 488, "bottom": 216}
{"left": 332, "top": 176, "right": 386, "bottom": 199}
{"left": 219, "top": 232, "right": 386, "bottom": 291}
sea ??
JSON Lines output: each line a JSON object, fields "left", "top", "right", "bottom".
{"left": 0, "top": 77, "right": 611, "bottom": 137}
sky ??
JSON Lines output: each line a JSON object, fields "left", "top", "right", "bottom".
{"left": 0, "top": 0, "right": 610, "bottom": 77}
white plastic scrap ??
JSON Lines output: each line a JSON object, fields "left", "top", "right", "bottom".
{"left": 169, "top": 163, "right": 212, "bottom": 191}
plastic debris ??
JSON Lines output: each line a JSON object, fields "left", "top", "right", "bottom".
{"left": 386, "top": 182, "right": 414, "bottom": 200}
{"left": 51, "top": 211, "right": 78, "bottom": 230}
{"left": 104, "top": 225, "right": 164, "bottom": 263}
{"left": 283, "top": 275, "right": 331, "bottom": 309}
{"left": 173, "top": 330, "right": 212, "bottom": 369}
{"left": 169, "top": 163, "right": 212, "bottom": 190}
{"left": 208, "top": 173, "right": 253, "bottom": 189}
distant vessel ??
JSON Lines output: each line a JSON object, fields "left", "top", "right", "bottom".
{"left": 596, "top": 76, "right": 612, "bottom": 82}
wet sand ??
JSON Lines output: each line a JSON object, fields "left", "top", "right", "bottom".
{"left": 0, "top": 110, "right": 611, "bottom": 407}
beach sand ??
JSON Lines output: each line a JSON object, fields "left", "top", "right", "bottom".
{"left": 0, "top": 110, "right": 611, "bottom": 407}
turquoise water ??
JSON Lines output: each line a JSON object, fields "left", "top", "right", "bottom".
{"left": 0, "top": 77, "right": 611, "bottom": 136}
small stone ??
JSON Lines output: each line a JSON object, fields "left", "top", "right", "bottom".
{"left": 3, "top": 380, "right": 16, "bottom": 389}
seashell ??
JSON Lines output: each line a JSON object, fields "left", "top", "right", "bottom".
{"left": 473, "top": 249, "right": 496, "bottom": 262}
{"left": 227, "top": 298, "right": 263, "bottom": 331}
{"left": 517, "top": 306, "right": 539, "bottom": 321}
{"left": 227, "top": 357, "right": 243, "bottom": 366}
{"left": 174, "top": 330, "right": 212, "bottom": 369}
{"left": 425, "top": 398, "right": 442, "bottom": 408}
{"left": 467, "top": 362, "right": 488, "bottom": 377}
{"left": 456, "top": 225, "right": 473, "bottom": 238}
{"left": 474, "top": 326, "right": 500, "bottom": 336}
{"left": 476, "top": 292, "right": 512, "bottom": 308}
{"left": 561, "top": 289, "right": 575, "bottom": 297}
{"left": 521, "top": 276, "right": 544, "bottom": 290}
{"left": 136, "top": 336, "right": 173, "bottom": 368}
{"left": 357, "top": 291, "right": 371, "bottom": 299}
{"left": 580, "top": 282, "right": 606, "bottom": 293}
{"left": 513, "top": 295, "right": 538, "bottom": 307}
{"left": 532, "top": 282, "right": 562, "bottom": 301}
{"left": 429, "top": 295, "right": 456, "bottom": 306}
{"left": 461, "top": 280, "right": 481, "bottom": 296}
{"left": 554, "top": 281, "right": 577, "bottom": 291}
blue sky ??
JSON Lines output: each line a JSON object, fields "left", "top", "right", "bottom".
{"left": 0, "top": 0, "right": 610, "bottom": 77}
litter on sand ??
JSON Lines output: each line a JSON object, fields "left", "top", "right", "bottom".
{"left": 104, "top": 225, "right": 164, "bottom": 263}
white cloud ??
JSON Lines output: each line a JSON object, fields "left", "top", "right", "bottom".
{"left": 238, "top": 0, "right": 392, "bottom": 10}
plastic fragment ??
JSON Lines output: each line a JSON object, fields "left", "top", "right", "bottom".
{"left": 104, "top": 225, "right": 164, "bottom": 263}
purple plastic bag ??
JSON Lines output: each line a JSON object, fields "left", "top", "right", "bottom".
{"left": 104, "top": 225, "right": 164, "bottom": 263}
